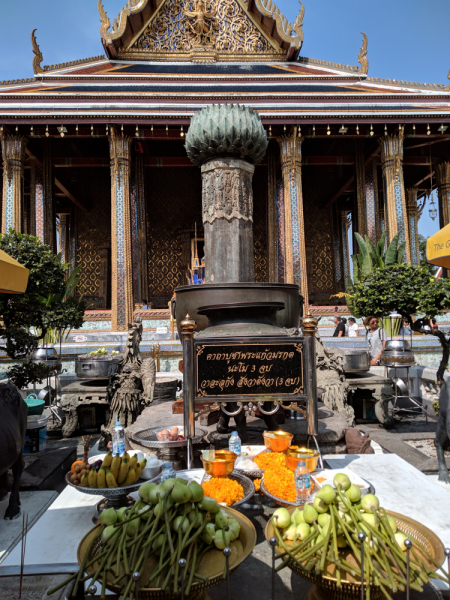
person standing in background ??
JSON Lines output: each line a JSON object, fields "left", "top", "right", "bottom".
{"left": 348, "top": 317, "right": 359, "bottom": 337}
{"left": 364, "top": 316, "right": 386, "bottom": 366}
{"left": 333, "top": 316, "right": 346, "bottom": 338}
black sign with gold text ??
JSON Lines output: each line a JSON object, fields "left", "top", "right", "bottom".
{"left": 194, "top": 337, "right": 305, "bottom": 401}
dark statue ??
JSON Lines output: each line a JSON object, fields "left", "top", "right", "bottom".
{"left": 0, "top": 381, "right": 27, "bottom": 519}
{"left": 100, "top": 317, "right": 156, "bottom": 448}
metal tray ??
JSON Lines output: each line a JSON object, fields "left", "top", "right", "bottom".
{"left": 201, "top": 470, "right": 255, "bottom": 508}
{"left": 131, "top": 427, "right": 207, "bottom": 449}
{"left": 65, "top": 471, "right": 149, "bottom": 502}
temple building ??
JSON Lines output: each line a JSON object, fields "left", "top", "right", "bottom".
{"left": 1, "top": 0, "right": 450, "bottom": 332}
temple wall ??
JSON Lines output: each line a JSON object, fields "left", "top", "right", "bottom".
{"left": 75, "top": 168, "right": 111, "bottom": 307}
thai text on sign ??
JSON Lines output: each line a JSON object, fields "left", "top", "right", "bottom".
{"left": 194, "top": 339, "right": 304, "bottom": 400}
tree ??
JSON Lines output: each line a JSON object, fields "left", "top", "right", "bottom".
{"left": 350, "top": 263, "right": 450, "bottom": 381}
{"left": 0, "top": 230, "right": 86, "bottom": 387}
{"left": 333, "top": 232, "right": 406, "bottom": 317}
{"left": 419, "top": 234, "right": 437, "bottom": 276}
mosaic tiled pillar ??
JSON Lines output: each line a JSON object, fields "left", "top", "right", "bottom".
{"left": 340, "top": 211, "right": 351, "bottom": 279}
{"left": 364, "top": 160, "right": 379, "bottom": 244}
{"left": 68, "top": 210, "right": 77, "bottom": 275}
{"left": 58, "top": 214, "right": 69, "bottom": 263}
{"left": 332, "top": 205, "right": 344, "bottom": 291}
{"left": 406, "top": 188, "right": 420, "bottom": 267}
{"left": 109, "top": 132, "right": 133, "bottom": 331}
{"left": 1, "top": 134, "right": 27, "bottom": 233}
{"left": 130, "top": 153, "right": 148, "bottom": 304}
{"left": 43, "top": 140, "right": 56, "bottom": 252}
{"left": 380, "top": 130, "right": 411, "bottom": 262}
{"left": 435, "top": 162, "right": 450, "bottom": 228}
{"left": 276, "top": 177, "right": 285, "bottom": 283}
{"left": 278, "top": 129, "right": 308, "bottom": 306}
{"left": 267, "top": 150, "right": 278, "bottom": 282}
{"left": 355, "top": 140, "right": 367, "bottom": 236}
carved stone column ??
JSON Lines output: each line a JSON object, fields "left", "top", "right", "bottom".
{"left": 1, "top": 134, "right": 27, "bottom": 233}
{"left": 435, "top": 162, "right": 450, "bottom": 228}
{"left": 267, "top": 148, "right": 278, "bottom": 282}
{"left": 406, "top": 188, "right": 420, "bottom": 267}
{"left": 130, "top": 153, "right": 148, "bottom": 304}
{"left": 379, "top": 130, "right": 411, "bottom": 262}
{"left": 201, "top": 158, "right": 255, "bottom": 283}
{"left": 109, "top": 132, "right": 133, "bottom": 331}
{"left": 278, "top": 129, "right": 308, "bottom": 307}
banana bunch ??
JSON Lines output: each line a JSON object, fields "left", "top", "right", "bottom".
{"left": 80, "top": 451, "right": 147, "bottom": 489}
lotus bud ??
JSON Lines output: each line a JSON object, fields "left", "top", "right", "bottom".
{"left": 99, "top": 507, "right": 117, "bottom": 527}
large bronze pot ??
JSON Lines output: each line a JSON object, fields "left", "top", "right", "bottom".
{"left": 173, "top": 283, "right": 300, "bottom": 337}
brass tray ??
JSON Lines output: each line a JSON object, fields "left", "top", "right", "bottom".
{"left": 78, "top": 506, "right": 257, "bottom": 600}
{"left": 265, "top": 507, "right": 445, "bottom": 600}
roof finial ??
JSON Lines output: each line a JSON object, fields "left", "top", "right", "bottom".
{"left": 293, "top": 2, "right": 305, "bottom": 43}
{"left": 357, "top": 32, "right": 368, "bottom": 75}
{"left": 98, "top": 0, "right": 111, "bottom": 37}
{"left": 444, "top": 69, "right": 450, "bottom": 91}
{"left": 31, "top": 29, "right": 44, "bottom": 75}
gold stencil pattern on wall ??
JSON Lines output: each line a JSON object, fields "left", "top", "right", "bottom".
{"left": 75, "top": 168, "right": 111, "bottom": 305}
{"left": 253, "top": 166, "right": 268, "bottom": 283}
{"left": 146, "top": 167, "right": 202, "bottom": 307}
{"left": 302, "top": 167, "right": 335, "bottom": 304}
{"left": 132, "top": 0, "right": 277, "bottom": 55}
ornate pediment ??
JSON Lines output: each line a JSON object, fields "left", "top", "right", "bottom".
{"left": 100, "top": 0, "right": 303, "bottom": 62}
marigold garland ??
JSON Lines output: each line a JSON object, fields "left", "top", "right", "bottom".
{"left": 263, "top": 466, "right": 296, "bottom": 502}
{"left": 254, "top": 451, "right": 285, "bottom": 471}
{"left": 201, "top": 477, "right": 244, "bottom": 506}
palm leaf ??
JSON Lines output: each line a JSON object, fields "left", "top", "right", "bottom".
{"left": 397, "top": 241, "right": 406, "bottom": 264}
{"left": 385, "top": 233, "right": 400, "bottom": 265}
{"left": 360, "top": 249, "right": 373, "bottom": 279}
{"left": 365, "top": 237, "right": 380, "bottom": 267}
{"left": 354, "top": 232, "right": 368, "bottom": 259}
{"left": 351, "top": 255, "right": 361, "bottom": 284}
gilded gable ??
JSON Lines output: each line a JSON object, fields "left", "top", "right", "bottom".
{"left": 121, "top": 0, "right": 284, "bottom": 61}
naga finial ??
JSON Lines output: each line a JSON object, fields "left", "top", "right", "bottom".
{"left": 98, "top": 0, "right": 111, "bottom": 37}
{"left": 293, "top": 1, "right": 305, "bottom": 41}
{"left": 444, "top": 69, "right": 450, "bottom": 91}
{"left": 31, "top": 29, "right": 44, "bottom": 75}
{"left": 357, "top": 32, "right": 368, "bottom": 75}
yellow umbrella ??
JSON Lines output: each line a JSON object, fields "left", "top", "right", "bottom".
{"left": 426, "top": 223, "right": 450, "bottom": 270}
{"left": 0, "top": 249, "right": 29, "bottom": 294}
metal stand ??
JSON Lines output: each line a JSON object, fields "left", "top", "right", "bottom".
{"left": 181, "top": 314, "right": 196, "bottom": 470}
{"left": 391, "top": 365, "right": 428, "bottom": 422}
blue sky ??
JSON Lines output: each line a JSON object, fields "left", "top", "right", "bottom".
{"left": 1, "top": 0, "right": 449, "bottom": 238}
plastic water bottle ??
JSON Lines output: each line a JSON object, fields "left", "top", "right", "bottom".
{"left": 229, "top": 431, "right": 241, "bottom": 457}
{"left": 112, "top": 420, "right": 125, "bottom": 455}
{"left": 295, "top": 460, "right": 311, "bottom": 503}
{"left": 161, "top": 462, "right": 175, "bottom": 482}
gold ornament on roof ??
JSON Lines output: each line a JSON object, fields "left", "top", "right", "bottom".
{"left": 98, "top": 0, "right": 111, "bottom": 37}
{"left": 31, "top": 29, "right": 44, "bottom": 75}
{"left": 357, "top": 32, "right": 368, "bottom": 75}
{"left": 185, "top": 0, "right": 216, "bottom": 46}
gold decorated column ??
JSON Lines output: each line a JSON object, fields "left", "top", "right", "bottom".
{"left": 109, "top": 131, "right": 133, "bottom": 331}
{"left": 1, "top": 133, "right": 27, "bottom": 233}
{"left": 278, "top": 128, "right": 308, "bottom": 306}
{"left": 435, "top": 162, "right": 450, "bottom": 228}
{"left": 406, "top": 188, "right": 420, "bottom": 267}
{"left": 379, "top": 129, "right": 411, "bottom": 262}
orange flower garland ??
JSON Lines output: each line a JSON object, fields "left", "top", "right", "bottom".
{"left": 201, "top": 477, "right": 244, "bottom": 506}
{"left": 263, "top": 466, "right": 297, "bottom": 503}
{"left": 254, "top": 451, "right": 285, "bottom": 471}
